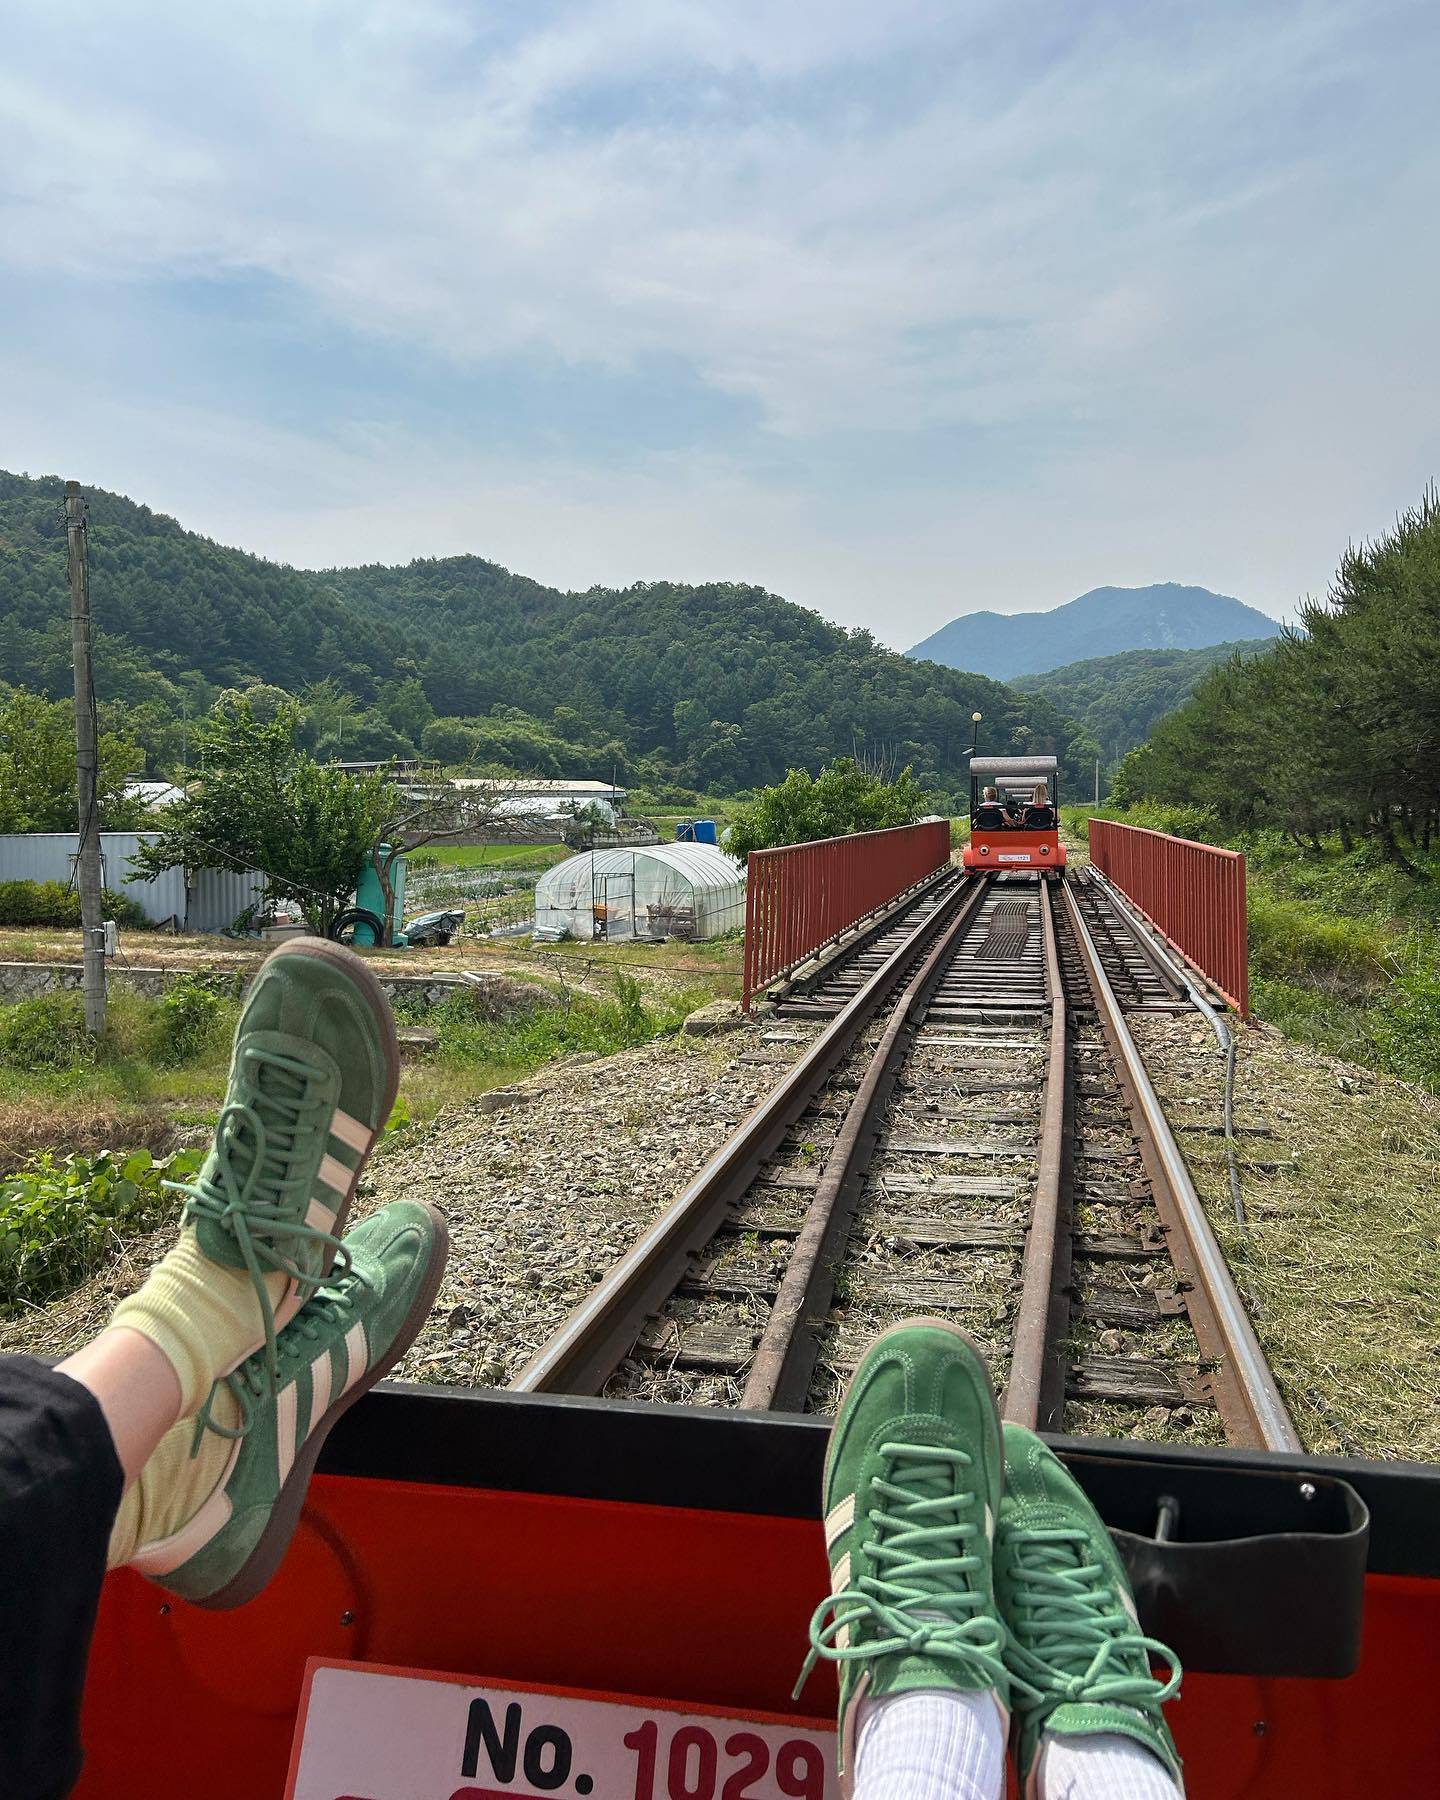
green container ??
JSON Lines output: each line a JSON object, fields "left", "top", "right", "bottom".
{"left": 353, "top": 847, "right": 407, "bottom": 946}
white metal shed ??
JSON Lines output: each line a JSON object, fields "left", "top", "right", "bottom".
{"left": 533, "top": 844, "right": 744, "bottom": 942}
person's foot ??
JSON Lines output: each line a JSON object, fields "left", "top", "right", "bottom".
{"left": 995, "top": 1424, "right": 1183, "bottom": 1796}
{"left": 110, "top": 939, "right": 400, "bottom": 1409}
{"left": 798, "top": 1319, "right": 1013, "bottom": 1795}
{"left": 121, "top": 1198, "right": 449, "bottom": 1609}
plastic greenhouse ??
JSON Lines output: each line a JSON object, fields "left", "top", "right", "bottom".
{"left": 533, "top": 844, "right": 745, "bottom": 942}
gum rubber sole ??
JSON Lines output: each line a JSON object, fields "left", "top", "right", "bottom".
{"left": 193, "top": 1203, "right": 450, "bottom": 1611}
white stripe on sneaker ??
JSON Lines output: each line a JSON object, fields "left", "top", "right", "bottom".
{"left": 317, "top": 1153, "right": 352, "bottom": 1197}
{"left": 825, "top": 1492, "right": 855, "bottom": 1550}
{"left": 275, "top": 1379, "right": 299, "bottom": 1488}
{"left": 328, "top": 1107, "right": 373, "bottom": 1153}
{"left": 305, "top": 1197, "right": 333, "bottom": 1233}
{"left": 310, "top": 1343, "right": 333, "bottom": 1428}
{"left": 832, "top": 1550, "right": 853, "bottom": 1650}
{"left": 343, "top": 1321, "right": 368, "bottom": 1394}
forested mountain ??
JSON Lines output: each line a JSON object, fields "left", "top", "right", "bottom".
{"left": 0, "top": 470, "right": 1093, "bottom": 802}
{"left": 1115, "top": 492, "right": 1440, "bottom": 863}
{"left": 907, "top": 583, "right": 1277, "bottom": 680}
{"left": 1013, "top": 639, "right": 1278, "bottom": 771}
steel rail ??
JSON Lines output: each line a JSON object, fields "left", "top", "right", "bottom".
{"left": 1060, "top": 880, "right": 1300, "bottom": 1451}
{"left": 1002, "top": 878, "right": 1072, "bottom": 1430}
{"left": 1075, "top": 865, "right": 1188, "bottom": 1002}
{"left": 740, "top": 876, "right": 992, "bottom": 1412}
{"left": 510, "top": 874, "right": 979, "bottom": 1395}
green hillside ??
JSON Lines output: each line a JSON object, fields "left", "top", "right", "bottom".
{"left": 1013, "top": 639, "right": 1278, "bottom": 773}
{"left": 0, "top": 470, "right": 1093, "bottom": 802}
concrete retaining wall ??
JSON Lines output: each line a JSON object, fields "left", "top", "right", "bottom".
{"left": 0, "top": 963, "right": 478, "bottom": 1009}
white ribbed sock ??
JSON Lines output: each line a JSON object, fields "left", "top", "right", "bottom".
{"left": 1036, "top": 1731, "right": 1182, "bottom": 1800}
{"left": 853, "top": 1689, "right": 1006, "bottom": 1800}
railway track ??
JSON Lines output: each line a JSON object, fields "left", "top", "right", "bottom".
{"left": 511, "top": 871, "right": 1297, "bottom": 1451}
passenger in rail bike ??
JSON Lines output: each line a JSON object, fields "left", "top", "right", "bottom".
{"left": 0, "top": 943, "right": 1182, "bottom": 1800}
{"left": 973, "top": 786, "right": 1011, "bottom": 830}
{"left": 1022, "top": 781, "right": 1057, "bottom": 831}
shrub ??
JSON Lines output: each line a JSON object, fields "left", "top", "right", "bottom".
{"left": 0, "top": 1146, "right": 202, "bottom": 1313}
{"left": 0, "top": 879, "right": 149, "bottom": 929}
{"left": 0, "top": 991, "right": 94, "bottom": 1071}
{"left": 1247, "top": 890, "right": 1392, "bottom": 994}
{"left": 145, "top": 978, "right": 225, "bottom": 1066}
{"left": 1374, "top": 946, "right": 1440, "bottom": 1090}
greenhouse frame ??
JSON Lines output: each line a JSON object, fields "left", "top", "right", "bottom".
{"left": 533, "top": 844, "right": 745, "bottom": 942}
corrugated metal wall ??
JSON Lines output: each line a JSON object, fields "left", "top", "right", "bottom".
{"left": 0, "top": 833, "right": 266, "bottom": 933}
{"left": 187, "top": 865, "right": 269, "bottom": 933}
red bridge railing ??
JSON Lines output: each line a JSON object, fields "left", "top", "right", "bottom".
{"left": 1089, "top": 818, "right": 1249, "bottom": 1016}
{"left": 742, "top": 821, "right": 952, "bottom": 1010}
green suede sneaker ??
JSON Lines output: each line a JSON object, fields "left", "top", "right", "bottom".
{"left": 798, "top": 1319, "right": 1013, "bottom": 1795}
{"left": 996, "top": 1424, "right": 1183, "bottom": 1797}
{"left": 171, "top": 938, "right": 400, "bottom": 1373}
{"left": 132, "top": 1199, "right": 449, "bottom": 1609}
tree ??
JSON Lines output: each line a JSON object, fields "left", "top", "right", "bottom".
{"left": 420, "top": 717, "right": 476, "bottom": 765}
{"left": 728, "top": 757, "right": 932, "bottom": 860}
{"left": 0, "top": 689, "right": 146, "bottom": 832}
{"left": 128, "top": 696, "right": 395, "bottom": 933}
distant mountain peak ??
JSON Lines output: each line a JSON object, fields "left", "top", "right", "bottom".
{"left": 906, "top": 583, "right": 1277, "bottom": 681}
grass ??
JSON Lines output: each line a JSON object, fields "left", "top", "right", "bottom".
{"left": 1140, "top": 1016, "right": 1440, "bottom": 1461}
{"left": 0, "top": 967, "right": 720, "bottom": 1313}
{"left": 422, "top": 842, "right": 572, "bottom": 871}
{"left": 0, "top": 958, "right": 726, "bottom": 1178}
{"left": 1071, "top": 805, "right": 1440, "bottom": 1092}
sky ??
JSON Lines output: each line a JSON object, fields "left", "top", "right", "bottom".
{"left": 2, "top": 0, "right": 1438, "bottom": 650}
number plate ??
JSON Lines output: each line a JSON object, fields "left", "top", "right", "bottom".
{"left": 997, "top": 853, "right": 1032, "bottom": 862}
{"left": 285, "top": 1659, "right": 838, "bottom": 1800}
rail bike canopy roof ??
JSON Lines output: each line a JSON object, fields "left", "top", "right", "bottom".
{"left": 970, "top": 755, "right": 1058, "bottom": 781}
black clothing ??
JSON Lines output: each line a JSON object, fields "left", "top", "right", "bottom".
{"left": 973, "top": 804, "right": 1008, "bottom": 830}
{"left": 1022, "top": 804, "right": 1056, "bottom": 829}
{"left": 0, "top": 1356, "right": 122, "bottom": 1800}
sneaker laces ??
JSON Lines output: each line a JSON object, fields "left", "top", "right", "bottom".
{"left": 167, "top": 1043, "right": 350, "bottom": 1388}
{"left": 796, "top": 1443, "right": 1016, "bottom": 1698}
{"left": 1002, "top": 1527, "right": 1181, "bottom": 1711}
{"left": 190, "top": 1266, "right": 372, "bottom": 1453}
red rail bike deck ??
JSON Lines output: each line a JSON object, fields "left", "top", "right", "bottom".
{"left": 75, "top": 1386, "right": 1440, "bottom": 1798}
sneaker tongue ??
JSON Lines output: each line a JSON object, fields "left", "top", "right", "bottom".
{"left": 226, "top": 1049, "right": 314, "bottom": 1200}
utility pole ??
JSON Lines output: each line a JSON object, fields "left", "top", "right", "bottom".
{"left": 66, "top": 481, "right": 107, "bottom": 1036}
{"left": 1095, "top": 756, "right": 1100, "bottom": 807}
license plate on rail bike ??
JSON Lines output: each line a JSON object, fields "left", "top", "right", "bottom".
{"left": 284, "top": 1660, "right": 838, "bottom": 1800}
{"left": 997, "top": 853, "right": 1031, "bottom": 862}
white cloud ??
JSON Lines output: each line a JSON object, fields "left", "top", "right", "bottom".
{"left": 1, "top": 0, "right": 1438, "bottom": 638}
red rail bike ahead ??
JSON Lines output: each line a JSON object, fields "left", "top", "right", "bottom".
{"left": 962, "top": 754, "right": 1067, "bottom": 871}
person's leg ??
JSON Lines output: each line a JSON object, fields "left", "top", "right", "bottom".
{"left": 1032, "top": 1732, "right": 1183, "bottom": 1800}
{"left": 798, "top": 1318, "right": 1011, "bottom": 1800}
{"left": 995, "top": 1425, "right": 1184, "bottom": 1799}
{"left": 109, "top": 1198, "right": 449, "bottom": 1605}
{"left": 56, "top": 1327, "right": 182, "bottom": 1481}
{"left": 0, "top": 940, "right": 403, "bottom": 1798}
{"left": 852, "top": 1690, "right": 1006, "bottom": 1800}
{"left": 0, "top": 1354, "right": 125, "bottom": 1800}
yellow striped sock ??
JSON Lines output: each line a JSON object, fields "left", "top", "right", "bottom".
{"left": 109, "top": 1229, "right": 289, "bottom": 1414}
{"left": 107, "top": 1384, "right": 242, "bottom": 1570}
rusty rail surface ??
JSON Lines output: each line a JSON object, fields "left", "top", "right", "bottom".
{"left": 740, "top": 878, "right": 991, "bottom": 1411}
{"left": 1088, "top": 818, "right": 1249, "bottom": 1016}
{"left": 1059, "top": 880, "right": 1299, "bottom": 1451}
{"left": 742, "top": 821, "right": 953, "bottom": 1010}
{"left": 517, "top": 867, "right": 1292, "bottom": 1456}
{"left": 509, "top": 875, "right": 975, "bottom": 1395}
{"left": 1001, "top": 881, "right": 1072, "bottom": 1429}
